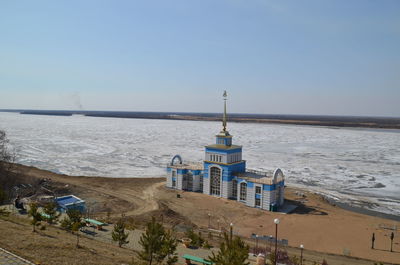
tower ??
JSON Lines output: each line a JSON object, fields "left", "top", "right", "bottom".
{"left": 203, "top": 91, "right": 246, "bottom": 198}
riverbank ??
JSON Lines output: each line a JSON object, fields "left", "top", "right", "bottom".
{"left": 6, "top": 163, "right": 400, "bottom": 264}
{"left": 2, "top": 109, "right": 400, "bottom": 129}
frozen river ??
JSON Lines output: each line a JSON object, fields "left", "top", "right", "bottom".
{"left": 1, "top": 112, "right": 399, "bottom": 215}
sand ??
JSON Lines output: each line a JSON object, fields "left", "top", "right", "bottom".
{"left": 8, "top": 163, "right": 400, "bottom": 264}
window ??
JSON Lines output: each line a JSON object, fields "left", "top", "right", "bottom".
{"left": 187, "top": 172, "right": 193, "bottom": 191}
{"left": 255, "top": 186, "right": 261, "bottom": 194}
{"left": 210, "top": 167, "right": 221, "bottom": 196}
{"left": 172, "top": 179, "right": 176, "bottom": 188}
{"left": 240, "top": 182, "right": 247, "bottom": 201}
{"left": 255, "top": 198, "right": 261, "bottom": 207}
{"left": 200, "top": 176, "right": 204, "bottom": 191}
{"left": 232, "top": 179, "right": 238, "bottom": 198}
{"left": 172, "top": 171, "right": 176, "bottom": 177}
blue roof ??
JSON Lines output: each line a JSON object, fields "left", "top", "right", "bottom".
{"left": 56, "top": 195, "right": 84, "bottom": 207}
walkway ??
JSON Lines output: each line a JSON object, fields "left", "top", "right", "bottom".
{"left": 0, "top": 247, "right": 34, "bottom": 265}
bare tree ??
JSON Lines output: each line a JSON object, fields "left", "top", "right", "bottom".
{"left": 0, "top": 130, "right": 16, "bottom": 203}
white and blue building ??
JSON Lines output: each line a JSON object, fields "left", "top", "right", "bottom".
{"left": 166, "top": 92, "right": 285, "bottom": 211}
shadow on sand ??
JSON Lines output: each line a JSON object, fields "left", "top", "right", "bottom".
{"left": 285, "top": 199, "right": 328, "bottom": 215}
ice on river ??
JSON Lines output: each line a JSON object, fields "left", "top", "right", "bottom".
{"left": 1, "top": 112, "right": 399, "bottom": 215}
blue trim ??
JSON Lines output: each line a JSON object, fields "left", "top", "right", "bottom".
{"left": 263, "top": 184, "right": 277, "bottom": 191}
{"left": 177, "top": 169, "right": 187, "bottom": 174}
{"left": 172, "top": 177, "right": 176, "bottom": 181}
{"left": 255, "top": 194, "right": 261, "bottom": 199}
{"left": 247, "top": 182, "right": 254, "bottom": 188}
{"left": 205, "top": 147, "right": 242, "bottom": 154}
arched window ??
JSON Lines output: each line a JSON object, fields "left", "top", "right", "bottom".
{"left": 210, "top": 167, "right": 221, "bottom": 196}
{"left": 240, "top": 182, "right": 247, "bottom": 201}
{"left": 232, "top": 179, "right": 238, "bottom": 199}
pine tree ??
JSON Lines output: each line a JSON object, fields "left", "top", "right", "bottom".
{"left": 161, "top": 230, "right": 178, "bottom": 265}
{"left": 28, "top": 202, "right": 42, "bottom": 232}
{"left": 209, "top": 229, "right": 250, "bottom": 265}
{"left": 0, "top": 188, "right": 6, "bottom": 204}
{"left": 60, "top": 216, "right": 73, "bottom": 231}
{"left": 43, "top": 202, "right": 60, "bottom": 224}
{"left": 61, "top": 209, "right": 84, "bottom": 247}
{"left": 112, "top": 218, "right": 130, "bottom": 247}
{"left": 138, "top": 217, "right": 178, "bottom": 265}
{"left": 185, "top": 228, "right": 205, "bottom": 248}
{"left": 72, "top": 221, "right": 83, "bottom": 247}
{"left": 138, "top": 217, "right": 165, "bottom": 265}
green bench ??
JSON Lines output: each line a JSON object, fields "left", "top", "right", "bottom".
{"left": 40, "top": 213, "right": 51, "bottom": 220}
{"left": 84, "top": 218, "right": 105, "bottom": 230}
{"left": 182, "top": 254, "right": 213, "bottom": 265}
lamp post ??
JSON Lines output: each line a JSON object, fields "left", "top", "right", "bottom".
{"left": 255, "top": 234, "right": 259, "bottom": 254}
{"left": 263, "top": 235, "right": 268, "bottom": 255}
{"left": 390, "top": 232, "right": 394, "bottom": 252}
{"left": 208, "top": 213, "right": 211, "bottom": 228}
{"left": 230, "top": 223, "right": 233, "bottom": 240}
{"left": 269, "top": 235, "right": 273, "bottom": 252}
{"left": 274, "top": 218, "right": 280, "bottom": 265}
{"left": 300, "top": 244, "right": 304, "bottom": 265}
{"left": 371, "top": 233, "right": 375, "bottom": 249}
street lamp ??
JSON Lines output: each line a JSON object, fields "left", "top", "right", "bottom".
{"left": 208, "top": 213, "right": 211, "bottom": 228}
{"left": 300, "top": 244, "right": 304, "bottom": 265}
{"left": 390, "top": 232, "right": 394, "bottom": 252}
{"left": 269, "top": 235, "right": 273, "bottom": 252}
{"left": 274, "top": 218, "right": 280, "bottom": 265}
{"left": 263, "top": 235, "right": 268, "bottom": 255}
{"left": 230, "top": 223, "right": 233, "bottom": 240}
{"left": 256, "top": 234, "right": 259, "bottom": 254}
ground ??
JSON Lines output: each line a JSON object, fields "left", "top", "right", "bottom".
{"left": 1, "top": 164, "right": 399, "bottom": 265}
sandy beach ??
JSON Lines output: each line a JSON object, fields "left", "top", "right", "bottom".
{"left": 4, "top": 163, "right": 397, "bottom": 264}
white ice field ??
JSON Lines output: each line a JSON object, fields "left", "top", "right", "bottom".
{"left": 1, "top": 112, "right": 399, "bottom": 215}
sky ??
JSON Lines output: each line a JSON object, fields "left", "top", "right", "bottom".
{"left": 0, "top": 0, "right": 399, "bottom": 117}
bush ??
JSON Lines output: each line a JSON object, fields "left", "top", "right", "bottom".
{"left": 203, "top": 241, "right": 212, "bottom": 249}
{"left": 269, "top": 249, "right": 300, "bottom": 265}
{"left": 185, "top": 228, "right": 205, "bottom": 248}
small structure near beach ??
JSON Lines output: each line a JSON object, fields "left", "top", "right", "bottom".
{"left": 166, "top": 92, "right": 285, "bottom": 211}
{"left": 56, "top": 195, "right": 86, "bottom": 213}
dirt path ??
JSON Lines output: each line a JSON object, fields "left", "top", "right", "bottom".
{"left": 131, "top": 182, "right": 164, "bottom": 215}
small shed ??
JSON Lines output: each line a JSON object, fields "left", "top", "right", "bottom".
{"left": 56, "top": 195, "right": 85, "bottom": 213}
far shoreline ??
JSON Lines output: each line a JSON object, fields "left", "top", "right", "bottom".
{"left": 1, "top": 109, "right": 400, "bottom": 129}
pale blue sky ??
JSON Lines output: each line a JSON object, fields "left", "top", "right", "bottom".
{"left": 1, "top": 0, "right": 399, "bottom": 116}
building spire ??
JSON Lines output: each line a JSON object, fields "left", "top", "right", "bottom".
{"left": 222, "top": 90, "right": 227, "bottom": 131}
